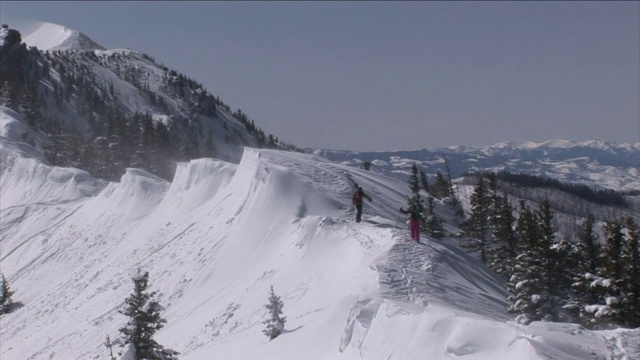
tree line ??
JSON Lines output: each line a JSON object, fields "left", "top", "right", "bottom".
{"left": 463, "top": 173, "right": 639, "bottom": 328}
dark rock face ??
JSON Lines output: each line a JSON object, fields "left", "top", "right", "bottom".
{"left": 1, "top": 28, "right": 22, "bottom": 51}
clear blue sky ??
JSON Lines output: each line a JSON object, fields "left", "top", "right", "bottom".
{"left": 2, "top": 1, "right": 638, "bottom": 151}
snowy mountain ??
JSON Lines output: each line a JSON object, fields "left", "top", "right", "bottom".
{"left": 1, "top": 22, "right": 294, "bottom": 182}
{"left": 22, "top": 22, "right": 106, "bottom": 51}
{"left": 313, "top": 140, "right": 640, "bottom": 192}
{"left": 1, "top": 108, "right": 639, "bottom": 360}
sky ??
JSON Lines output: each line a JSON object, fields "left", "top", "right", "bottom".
{"left": 1, "top": 1, "right": 639, "bottom": 151}
{"left": 3, "top": 104, "right": 639, "bottom": 359}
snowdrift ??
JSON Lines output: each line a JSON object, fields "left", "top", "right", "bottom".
{"left": 1, "top": 109, "right": 638, "bottom": 359}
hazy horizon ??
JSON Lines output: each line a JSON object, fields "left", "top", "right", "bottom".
{"left": 2, "top": 1, "right": 638, "bottom": 151}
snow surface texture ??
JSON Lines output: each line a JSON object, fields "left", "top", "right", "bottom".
{"left": 1, "top": 109, "right": 638, "bottom": 359}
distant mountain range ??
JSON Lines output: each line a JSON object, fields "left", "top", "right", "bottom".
{"left": 312, "top": 139, "right": 640, "bottom": 192}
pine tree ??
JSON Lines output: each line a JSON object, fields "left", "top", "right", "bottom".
{"left": 571, "top": 213, "right": 604, "bottom": 326}
{"left": 432, "top": 171, "right": 449, "bottom": 200}
{"left": 119, "top": 271, "right": 178, "bottom": 360}
{"left": 405, "top": 164, "right": 424, "bottom": 213}
{"left": 465, "top": 177, "right": 490, "bottom": 264}
{"left": 507, "top": 201, "right": 547, "bottom": 324}
{"left": 441, "top": 154, "right": 458, "bottom": 206}
{"left": 419, "top": 169, "right": 431, "bottom": 194}
{"left": 408, "top": 164, "right": 420, "bottom": 195}
{"left": 263, "top": 285, "right": 286, "bottom": 340}
{"left": 0, "top": 81, "right": 12, "bottom": 107}
{"left": 621, "top": 217, "right": 640, "bottom": 327}
{"left": 488, "top": 195, "right": 517, "bottom": 279}
{"left": 1, "top": 273, "right": 15, "bottom": 315}
{"left": 537, "top": 199, "right": 556, "bottom": 291}
{"left": 602, "top": 218, "right": 624, "bottom": 281}
{"left": 424, "top": 195, "right": 445, "bottom": 238}
{"left": 578, "top": 213, "right": 600, "bottom": 274}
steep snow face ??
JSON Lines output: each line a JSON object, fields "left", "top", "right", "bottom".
{"left": 2, "top": 120, "right": 639, "bottom": 360}
{"left": 21, "top": 22, "right": 105, "bottom": 51}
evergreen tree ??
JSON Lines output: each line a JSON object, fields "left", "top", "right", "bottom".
{"left": 424, "top": 195, "right": 445, "bottom": 238}
{"left": 576, "top": 218, "right": 628, "bottom": 328}
{"left": 263, "top": 285, "right": 286, "bottom": 340}
{"left": 507, "top": 201, "right": 547, "bottom": 324}
{"left": 0, "top": 272, "right": 15, "bottom": 315}
{"left": 515, "top": 201, "right": 539, "bottom": 249}
{"left": 119, "top": 271, "right": 178, "bottom": 360}
{"left": 621, "top": 217, "right": 640, "bottom": 327}
{"left": 406, "top": 164, "right": 424, "bottom": 213}
{"left": 0, "top": 81, "right": 12, "bottom": 107}
{"left": 441, "top": 154, "right": 458, "bottom": 206}
{"left": 537, "top": 199, "right": 556, "bottom": 290}
{"left": 419, "top": 169, "right": 431, "bottom": 194}
{"left": 408, "top": 164, "right": 420, "bottom": 195}
{"left": 432, "top": 171, "right": 449, "bottom": 200}
{"left": 548, "top": 238, "right": 581, "bottom": 322}
{"left": 602, "top": 218, "right": 624, "bottom": 281}
{"left": 578, "top": 213, "right": 600, "bottom": 274}
{"left": 488, "top": 195, "right": 517, "bottom": 279}
{"left": 465, "top": 177, "right": 490, "bottom": 264}
{"left": 571, "top": 213, "right": 604, "bottom": 325}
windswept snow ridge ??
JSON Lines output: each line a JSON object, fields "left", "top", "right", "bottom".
{"left": 1, "top": 111, "right": 638, "bottom": 359}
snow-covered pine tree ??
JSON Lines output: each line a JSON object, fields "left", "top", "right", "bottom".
{"left": 621, "top": 217, "right": 640, "bottom": 328}
{"left": 602, "top": 218, "right": 625, "bottom": 283}
{"left": 119, "top": 271, "right": 178, "bottom": 360}
{"left": 507, "top": 200, "right": 548, "bottom": 324}
{"left": 263, "top": 285, "right": 286, "bottom": 340}
{"left": 570, "top": 213, "right": 605, "bottom": 327}
{"left": 0, "top": 272, "right": 15, "bottom": 315}
{"left": 578, "top": 213, "right": 601, "bottom": 275}
{"left": 574, "top": 217, "right": 630, "bottom": 328}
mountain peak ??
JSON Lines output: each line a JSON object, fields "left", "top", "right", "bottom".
{"left": 22, "top": 22, "right": 105, "bottom": 51}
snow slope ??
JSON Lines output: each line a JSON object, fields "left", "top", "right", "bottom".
{"left": 1, "top": 111, "right": 639, "bottom": 359}
{"left": 22, "top": 22, "right": 105, "bottom": 51}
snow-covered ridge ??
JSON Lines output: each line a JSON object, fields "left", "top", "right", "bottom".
{"left": 21, "top": 22, "right": 105, "bottom": 51}
{"left": 2, "top": 107, "right": 639, "bottom": 359}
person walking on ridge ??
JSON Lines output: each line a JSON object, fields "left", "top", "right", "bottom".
{"left": 352, "top": 186, "right": 372, "bottom": 223}
{"left": 400, "top": 203, "right": 424, "bottom": 242}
